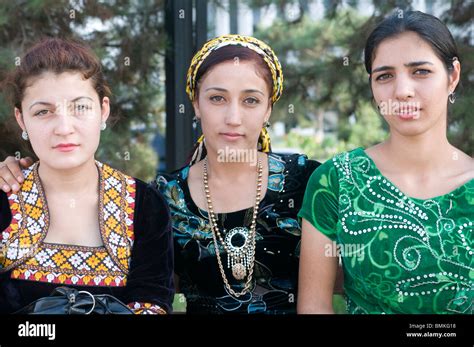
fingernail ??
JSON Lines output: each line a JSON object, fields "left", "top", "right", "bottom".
{"left": 12, "top": 184, "right": 19, "bottom": 191}
{"left": 17, "top": 176, "right": 24, "bottom": 183}
{"left": 2, "top": 185, "right": 10, "bottom": 192}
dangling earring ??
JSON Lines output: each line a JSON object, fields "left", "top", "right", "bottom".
{"left": 264, "top": 120, "right": 271, "bottom": 128}
{"left": 371, "top": 98, "right": 380, "bottom": 112}
{"left": 193, "top": 116, "right": 200, "bottom": 130}
{"left": 448, "top": 92, "right": 456, "bottom": 104}
{"left": 100, "top": 122, "right": 107, "bottom": 131}
{"left": 190, "top": 135, "right": 205, "bottom": 166}
{"left": 22, "top": 130, "right": 29, "bottom": 141}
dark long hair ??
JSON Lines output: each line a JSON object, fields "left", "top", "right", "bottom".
{"left": 364, "top": 10, "right": 460, "bottom": 78}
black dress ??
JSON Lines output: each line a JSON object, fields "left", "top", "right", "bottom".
{"left": 0, "top": 161, "right": 174, "bottom": 314}
{"left": 155, "top": 153, "right": 319, "bottom": 313}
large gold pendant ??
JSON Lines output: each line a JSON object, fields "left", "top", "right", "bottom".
{"left": 232, "top": 263, "right": 246, "bottom": 280}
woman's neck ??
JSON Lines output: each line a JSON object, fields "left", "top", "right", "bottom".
{"left": 37, "top": 159, "right": 99, "bottom": 196}
{"left": 379, "top": 124, "right": 458, "bottom": 176}
{"left": 205, "top": 149, "right": 264, "bottom": 183}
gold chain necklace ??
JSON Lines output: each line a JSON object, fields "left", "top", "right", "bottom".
{"left": 203, "top": 157, "right": 263, "bottom": 297}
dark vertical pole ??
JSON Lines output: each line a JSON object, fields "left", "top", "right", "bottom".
{"left": 165, "top": 0, "right": 194, "bottom": 171}
{"left": 193, "top": 0, "right": 208, "bottom": 142}
{"left": 195, "top": 0, "right": 208, "bottom": 48}
{"left": 229, "top": 0, "right": 238, "bottom": 33}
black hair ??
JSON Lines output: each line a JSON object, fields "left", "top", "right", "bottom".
{"left": 364, "top": 10, "right": 460, "bottom": 77}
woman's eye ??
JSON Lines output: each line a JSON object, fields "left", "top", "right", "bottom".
{"left": 34, "top": 109, "right": 50, "bottom": 116}
{"left": 75, "top": 104, "right": 92, "bottom": 112}
{"left": 244, "top": 97, "right": 260, "bottom": 105}
{"left": 414, "top": 69, "right": 431, "bottom": 76}
{"left": 210, "top": 95, "right": 225, "bottom": 102}
{"left": 375, "top": 73, "right": 392, "bottom": 81}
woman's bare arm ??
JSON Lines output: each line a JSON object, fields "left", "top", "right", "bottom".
{"left": 298, "top": 218, "right": 338, "bottom": 314}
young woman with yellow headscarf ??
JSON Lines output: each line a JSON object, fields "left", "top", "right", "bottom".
{"left": 155, "top": 35, "right": 320, "bottom": 314}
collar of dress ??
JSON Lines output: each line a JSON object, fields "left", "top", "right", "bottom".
{"left": 0, "top": 161, "right": 136, "bottom": 274}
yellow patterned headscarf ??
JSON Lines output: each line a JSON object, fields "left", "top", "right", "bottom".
{"left": 186, "top": 35, "right": 283, "bottom": 165}
{"left": 186, "top": 34, "right": 284, "bottom": 104}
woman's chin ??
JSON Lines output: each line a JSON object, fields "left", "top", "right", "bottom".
{"left": 38, "top": 154, "right": 94, "bottom": 171}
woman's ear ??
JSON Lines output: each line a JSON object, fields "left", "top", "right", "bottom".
{"left": 264, "top": 112, "right": 271, "bottom": 126}
{"left": 192, "top": 100, "right": 201, "bottom": 119}
{"left": 449, "top": 58, "right": 461, "bottom": 93}
{"left": 101, "top": 97, "right": 111, "bottom": 123}
{"left": 14, "top": 107, "right": 26, "bottom": 131}
{"left": 263, "top": 100, "right": 272, "bottom": 124}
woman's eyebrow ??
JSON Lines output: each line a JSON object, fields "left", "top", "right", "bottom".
{"left": 242, "top": 89, "right": 264, "bottom": 95}
{"left": 70, "top": 96, "right": 94, "bottom": 102}
{"left": 404, "top": 61, "right": 434, "bottom": 67}
{"left": 204, "top": 87, "right": 228, "bottom": 92}
{"left": 372, "top": 61, "right": 434, "bottom": 74}
{"left": 28, "top": 96, "right": 94, "bottom": 110}
{"left": 28, "top": 101, "right": 53, "bottom": 110}
{"left": 372, "top": 65, "right": 393, "bottom": 74}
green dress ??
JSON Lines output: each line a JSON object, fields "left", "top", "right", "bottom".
{"left": 299, "top": 147, "right": 473, "bottom": 314}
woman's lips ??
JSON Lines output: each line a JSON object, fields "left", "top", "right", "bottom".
{"left": 220, "top": 132, "right": 244, "bottom": 141}
{"left": 53, "top": 144, "right": 80, "bottom": 152}
{"left": 394, "top": 109, "right": 420, "bottom": 120}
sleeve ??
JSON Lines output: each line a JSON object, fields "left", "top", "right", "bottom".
{"left": 300, "top": 157, "right": 321, "bottom": 190}
{"left": 125, "top": 183, "right": 175, "bottom": 314}
{"left": 0, "top": 191, "right": 11, "bottom": 232}
{"left": 153, "top": 172, "right": 191, "bottom": 278}
{"left": 0, "top": 191, "right": 12, "bottom": 273}
{"left": 298, "top": 157, "right": 340, "bottom": 241}
{"left": 304, "top": 158, "right": 322, "bottom": 179}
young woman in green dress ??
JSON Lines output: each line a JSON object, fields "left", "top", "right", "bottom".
{"left": 298, "top": 11, "right": 473, "bottom": 314}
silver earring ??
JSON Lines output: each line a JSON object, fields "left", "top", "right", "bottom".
{"left": 448, "top": 92, "right": 456, "bottom": 104}
{"left": 192, "top": 116, "right": 200, "bottom": 130}
{"left": 264, "top": 121, "right": 271, "bottom": 128}
{"left": 100, "top": 122, "right": 107, "bottom": 131}
{"left": 21, "top": 130, "right": 29, "bottom": 141}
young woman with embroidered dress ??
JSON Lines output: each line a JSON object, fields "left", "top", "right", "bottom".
{"left": 154, "top": 35, "right": 320, "bottom": 314}
{"left": 298, "top": 11, "right": 473, "bottom": 314}
{"left": 0, "top": 38, "right": 174, "bottom": 314}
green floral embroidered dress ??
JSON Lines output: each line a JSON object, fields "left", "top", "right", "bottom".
{"left": 299, "top": 147, "right": 473, "bottom": 314}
